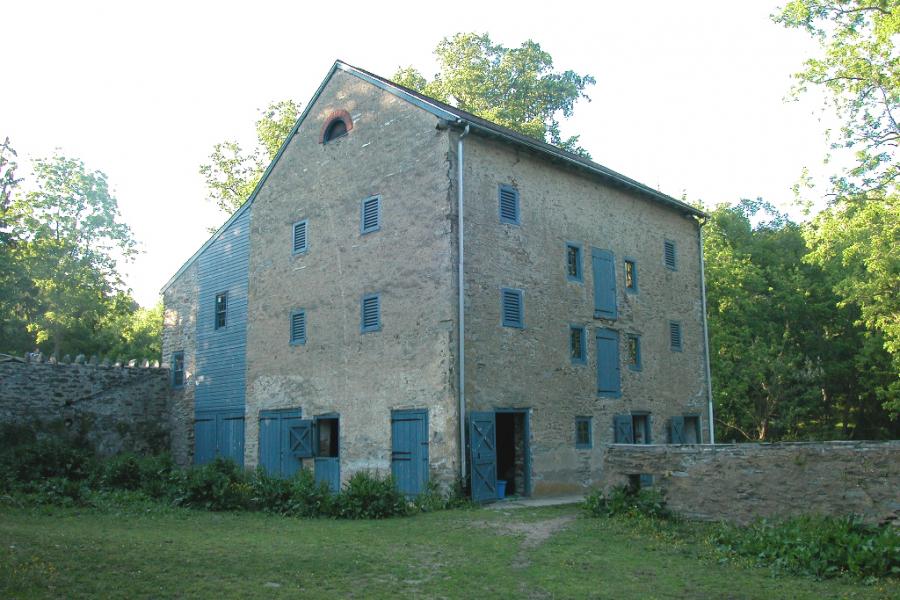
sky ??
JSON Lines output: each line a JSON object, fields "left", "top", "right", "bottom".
{"left": 2, "top": 0, "right": 839, "bottom": 307}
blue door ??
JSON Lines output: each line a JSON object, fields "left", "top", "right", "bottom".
{"left": 592, "top": 248, "right": 617, "bottom": 319}
{"left": 259, "top": 409, "right": 304, "bottom": 477}
{"left": 194, "top": 410, "right": 245, "bottom": 465}
{"left": 314, "top": 416, "right": 340, "bottom": 493}
{"left": 469, "top": 411, "right": 498, "bottom": 503}
{"left": 391, "top": 410, "right": 429, "bottom": 496}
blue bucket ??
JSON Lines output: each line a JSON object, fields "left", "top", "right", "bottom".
{"left": 497, "top": 479, "right": 507, "bottom": 500}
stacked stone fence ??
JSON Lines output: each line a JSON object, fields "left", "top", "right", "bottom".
{"left": 0, "top": 354, "right": 172, "bottom": 456}
{"left": 601, "top": 441, "right": 900, "bottom": 525}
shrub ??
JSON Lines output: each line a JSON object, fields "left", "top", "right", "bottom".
{"left": 583, "top": 485, "right": 671, "bottom": 519}
{"left": 712, "top": 515, "right": 900, "bottom": 579}
{"left": 0, "top": 438, "right": 96, "bottom": 488}
{"left": 412, "top": 479, "right": 473, "bottom": 512}
{"left": 177, "top": 458, "right": 251, "bottom": 511}
{"left": 333, "top": 471, "right": 409, "bottom": 519}
{"left": 29, "top": 477, "right": 90, "bottom": 506}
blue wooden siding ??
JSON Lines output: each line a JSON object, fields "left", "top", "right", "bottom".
{"left": 195, "top": 208, "right": 251, "bottom": 414}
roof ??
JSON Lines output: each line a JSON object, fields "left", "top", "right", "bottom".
{"left": 161, "top": 60, "right": 705, "bottom": 294}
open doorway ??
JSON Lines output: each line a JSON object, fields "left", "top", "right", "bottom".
{"left": 495, "top": 410, "right": 529, "bottom": 497}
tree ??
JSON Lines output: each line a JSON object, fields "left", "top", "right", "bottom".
{"left": 775, "top": 1, "right": 900, "bottom": 417}
{"left": 775, "top": 0, "right": 899, "bottom": 194}
{"left": 0, "top": 137, "right": 31, "bottom": 354}
{"left": 200, "top": 99, "right": 301, "bottom": 217}
{"left": 394, "top": 33, "right": 595, "bottom": 158}
{"left": 704, "top": 199, "right": 898, "bottom": 441}
{"left": 7, "top": 154, "right": 136, "bottom": 356}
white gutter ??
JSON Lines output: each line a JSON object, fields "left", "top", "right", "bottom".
{"left": 697, "top": 220, "right": 715, "bottom": 444}
{"left": 457, "top": 123, "right": 470, "bottom": 479}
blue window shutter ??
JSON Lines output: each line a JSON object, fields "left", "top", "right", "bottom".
{"left": 669, "top": 321, "right": 682, "bottom": 351}
{"left": 293, "top": 219, "right": 309, "bottom": 254}
{"left": 669, "top": 416, "right": 685, "bottom": 444}
{"left": 664, "top": 239, "right": 677, "bottom": 270}
{"left": 498, "top": 185, "right": 520, "bottom": 225}
{"left": 501, "top": 288, "right": 524, "bottom": 328}
{"left": 591, "top": 248, "right": 617, "bottom": 319}
{"left": 360, "top": 196, "right": 381, "bottom": 234}
{"left": 288, "top": 419, "right": 315, "bottom": 458}
{"left": 596, "top": 328, "right": 621, "bottom": 397}
{"left": 361, "top": 294, "right": 381, "bottom": 333}
{"left": 614, "top": 415, "right": 634, "bottom": 443}
{"left": 290, "top": 310, "right": 307, "bottom": 345}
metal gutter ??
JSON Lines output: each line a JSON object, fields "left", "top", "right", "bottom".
{"left": 697, "top": 218, "right": 716, "bottom": 444}
{"left": 456, "top": 122, "right": 470, "bottom": 481}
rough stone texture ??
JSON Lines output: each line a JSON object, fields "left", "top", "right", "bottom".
{"left": 243, "top": 70, "right": 459, "bottom": 486}
{"left": 161, "top": 260, "right": 198, "bottom": 466}
{"left": 601, "top": 441, "right": 900, "bottom": 524}
{"left": 0, "top": 360, "right": 171, "bottom": 456}
{"left": 459, "top": 133, "right": 709, "bottom": 495}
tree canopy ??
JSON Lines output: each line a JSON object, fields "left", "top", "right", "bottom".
{"left": 200, "top": 99, "right": 301, "bottom": 218}
{"left": 394, "top": 33, "right": 595, "bottom": 157}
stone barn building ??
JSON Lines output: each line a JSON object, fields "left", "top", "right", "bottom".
{"left": 162, "top": 60, "right": 713, "bottom": 501}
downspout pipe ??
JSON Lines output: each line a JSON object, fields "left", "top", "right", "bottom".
{"left": 457, "top": 122, "right": 471, "bottom": 480}
{"left": 696, "top": 218, "right": 715, "bottom": 444}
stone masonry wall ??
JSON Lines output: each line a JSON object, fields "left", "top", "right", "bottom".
{"left": 459, "top": 133, "right": 709, "bottom": 496}
{"left": 601, "top": 442, "right": 900, "bottom": 524}
{"left": 161, "top": 259, "right": 198, "bottom": 466}
{"left": 243, "top": 70, "right": 459, "bottom": 486}
{"left": 0, "top": 358, "right": 171, "bottom": 456}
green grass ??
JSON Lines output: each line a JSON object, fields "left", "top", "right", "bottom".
{"left": 1, "top": 502, "right": 897, "bottom": 599}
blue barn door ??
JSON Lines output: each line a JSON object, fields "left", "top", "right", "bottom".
{"left": 314, "top": 416, "right": 340, "bottom": 493}
{"left": 592, "top": 248, "right": 617, "bottom": 319}
{"left": 469, "top": 411, "right": 498, "bottom": 503}
{"left": 194, "top": 410, "right": 245, "bottom": 466}
{"left": 259, "top": 409, "right": 305, "bottom": 477}
{"left": 391, "top": 410, "right": 429, "bottom": 496}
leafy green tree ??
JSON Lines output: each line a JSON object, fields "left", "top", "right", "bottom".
{"left": 705, "top": 200, "right": 898, "bottom": 440}
{"left": 7, "top": 154, "right": 136, "bottom": 356}
{"left": 776, "top": 1, "right": 899, "bottom": 417}
{"left": 200, "top": 99, "right": 301, "bottom": 217}
{"left": 95, "top": 296, "right": 163, "bottom": 362}
{"left": 394, "top": 33, "right": 595, "bottom": 157}
{"left": 0, "top": 137, "right": 31, "bottom": 354}
{"left": 775, "top": 0, "right": 899, "bottom": 194}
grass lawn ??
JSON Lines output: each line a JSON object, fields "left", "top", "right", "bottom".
{"left": 1, "top": 502, "right": 896, "bottom": 599}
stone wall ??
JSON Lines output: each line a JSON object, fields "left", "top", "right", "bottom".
{"left": 601, "top": 441, "right": 900, "bottom": 524}
{"left": 243, "top": 69, "right": 459, "bottom": 485}
{"left": 0, "top": 357, "right": 172, "bottom": 457}
{"left": 459, "top": 132, "right": 709, "bottom": 495}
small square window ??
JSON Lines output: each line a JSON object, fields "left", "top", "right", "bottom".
{"left": 293, "top": 219, "right": 309, "bottom": 254}
{"left": 498, "top": 184, "right": 520, "bottom": 225}
{"left": 361, "top": 294, "right": 381, "bottom": 333}
{"left": 624, "top": 259, "right": 638, "bottom": 292}
{"left": 215, "top": 292, "right": 227, "bottom": 330}
{"left": 360, "top": 195, "right": 381, "bottom": 234}
{"left": 501, "top": 288, "right": 524, "bottom": 328}
{"left": 626, "top": 334, "right": 642, "bottom": 371}
{"left": 664, "top": 240, "right": 677, "bottom": 270}
{"left": 669, "top": 321, "right": 682, "bottom": 351}
{"left": 290, "top": 309, "right": 307, "bottom": 345}
{"left": 575, "top": 417, "right": 592, "bottom": 449}
{"left": 566, "top": 243, "right": 583, "bottom": 282}
{"left": 632, "top": 414, "right": 651, "bottom": 444}
{"left": 570, "top": 325, "right": 586, "bottom": 365}
{"left": 172, "top": 351, "right": 185, "bottom": 387}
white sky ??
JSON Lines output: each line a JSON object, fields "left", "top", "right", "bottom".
{"left": 2, "top": 0, "right": 839, "bottom": 307}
